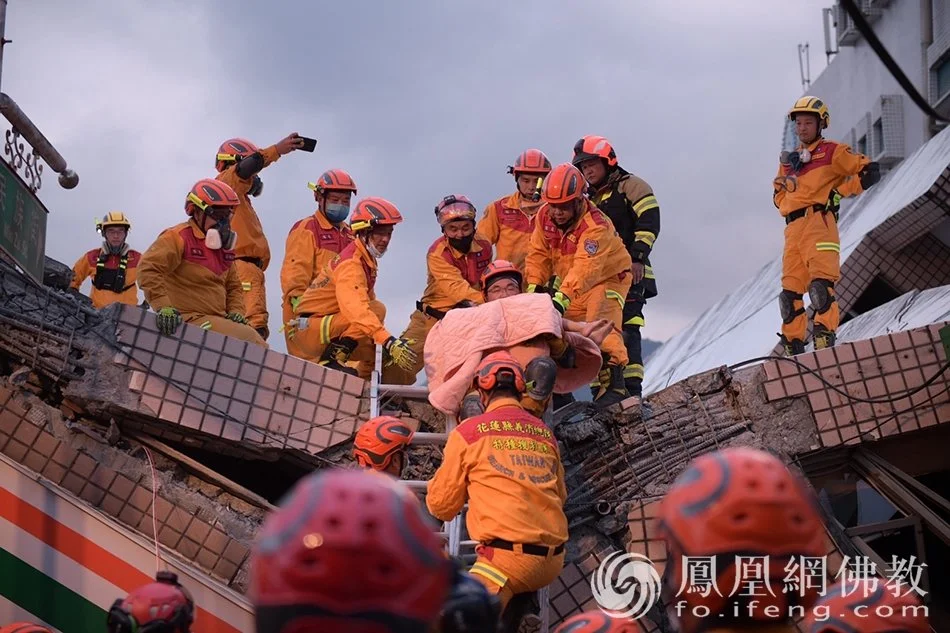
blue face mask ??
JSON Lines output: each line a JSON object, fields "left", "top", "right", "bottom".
{"left": 325, "top": 202, "right": 350, "bottom": 224}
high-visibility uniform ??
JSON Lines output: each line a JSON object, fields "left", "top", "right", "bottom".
{"left": 589, "top": 168, "right": 660, "bottom": 396}
{"left": 426, "top": 397, "right": 567, "bottom": 611}
{"left": 138, "top": 221, "right": 266, "bottom": 347}
{"left": 476, "top": 192, "right": 543, "bottom": 273}
{"left": 387, "top": 236, "right": 493, "bottom": 384}
{"left": 280, "top": 211, "right": 354, "bottom": 360}
{"left": 216, "top": 145, "right": 281, "bottom": 337}
{"left": 293, "top": 239, "right": 390, "bottom": 378}
{"left": 71, "top": 247, "right": 141, "bottom": 309}
{"left": 773, "top": 138, "right": 870, "bottom": 341}
{"left": 525, "top": 200, "right": 632, "bottom": 367}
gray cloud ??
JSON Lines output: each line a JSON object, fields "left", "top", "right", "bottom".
{"left": 5, "top": 0, "right": 830, "bottom": 352}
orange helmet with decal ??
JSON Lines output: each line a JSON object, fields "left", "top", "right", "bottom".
{"left": 507, "top": 149, "right": 552, "bottom": 177}
{"left": 435, "top": 194, "right": 477, "bottom": 227}
{"left": 308, "top": 168, "right": 358, "bottom": 196}
{"left": 106, "top": 571, "right": 195, "bottom": 633}
{"left": 473, "top": 351, "right": 526, "bottom": 394}
{"left": 480, "top": 259, "right": 523, "bottom": 297}
{"left": 349, "top": 197, "right": 403, "bottom": 233}
{"left": 541, "top": 163, "right": 586, "bottom": 205}
{"left": 185, "top": 179, "right": 240, "bottom": 216}
{"left": 353, "top": 416, "right": 415, "bottom": 471}
{"left": 572, "top": 135, "right": 618, "bottom": 168}
{"left": 657, "top": 447, "right": 827, "bottom": 633}
{"left": 215, "top": 137, "right": 260, "bottom": 172}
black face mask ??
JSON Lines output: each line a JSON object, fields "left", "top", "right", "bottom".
{"left": 248, "top": 175, "right": 263, "bottom": 197}
{"left": 449, "top": 235, "right": 474, "bottom": 253}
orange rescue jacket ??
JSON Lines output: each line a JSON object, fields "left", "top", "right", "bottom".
{"left": 71, "top": 247, "right": 141, "bottom": 309}
{"left": 525, "top": 200, "right": 632, "bottom": 301}
{"left": 476, "top": 192, "right": 542, "bottom": 272}
{"left": 294, "top": 239, "right": 393, "bottom": 344}
{"left": 426, "top": 398, "right": 568, "bottom": 547}
{"left": 216, "top": 145, "right": 281, "bottom": 267}
{"left": 137, "top": 221, "right": 243, "bottom": 317}
{"left": 773, "top": 138, "right": 870, "bottom": 216}
{"left": 281, "top": 210, "right": 354, "bottom": 304}
{"left": 420, "top": 236, "right": 493, "bottom": 312}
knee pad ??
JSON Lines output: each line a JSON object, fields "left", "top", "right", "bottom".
{"left": 807, "top": 279, "right": 836, "bottom": 314}
{"left": 525, "top": 356, "right": 557, "bottom": 401}
{"left": 779, "top": 289, "right": 805, "bottom": 324}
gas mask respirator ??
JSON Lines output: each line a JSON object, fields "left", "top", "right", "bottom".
{"left": 248, "top": 175, "right": 264, "bottom": 197}
{"left": 780, "top": 147, "right": 811, "bottom": 172}
{"left": 205, "top": 214, "right": 237, "bottom": 250}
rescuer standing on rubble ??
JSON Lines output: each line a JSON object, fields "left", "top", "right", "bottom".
{"left": 656, "top": 446, "right": 828, "bottom": 633}
{"left": 387, "top": 195, "right": 493, "bottom": 385}
{"left": 71, "top": 212, "right": 141, "bottom": 309}
{"left": 477, "top": 149, "right": 552, "bottom": 273}
{"left": 427, "top": 351, "right": 568, "bottom": 631}
{"left": 288, "top": 197, "right": 416, "bottom": 377}
{"left": 280, "top": 169, "right": 357, "bottom": 360}
{"left": 138, "top": 179, "right": 266, "bottom": 347}
{"left": 352, "top": 415, "right": 415, "bottom": 476}
{"left": 573, "top": 136, "right": 660, "bottom": 404}
{"left": 214, "top": 133, "right": 306, "bottom": 341}
{"left": 106, "top": 571, "right": 195, "bottom": 633}
{"left": 774, "top": 97, "right": 881, "bottom": 355}
{"left": 525, "top": 163, "right": 633, "bottom": 408}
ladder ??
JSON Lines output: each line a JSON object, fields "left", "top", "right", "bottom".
{"left": 370, "top": 346, "right": 552, "bottom": 632}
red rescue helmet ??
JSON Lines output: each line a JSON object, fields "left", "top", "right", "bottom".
{"left": 353, "top": 416, "right": 415, "bottom": 472}
{"left": 435, "top": 195, "right": 477, "bottom": 227}
{"left": 804, "top": 580, "right": 930, "bottom": 633}
{"left": 572, "top": 135, "right": 618, "bottom": 168}
{"left": 308, "top": 168, "right": 358, "bottom": 196}
{"left": 250, "top": 468, "right": 452, "bottom": 633}
{"left": 473, "top": 351, "right": 526, "bottom": 395}
{"left": 657, "top": 447, "right": 828, "bottom": 633}
{"left": 106, "top": 571, "right": 195, "bottom": 633}
{"left": 349, "top": 197, "right": 403, "bottom": 233}
{"left": 541, "top": 164, "right": 586, "bottom": 205}
{"left": 215, "top": 137, "right": 260, "bottom": 172}
{"left": 480, "top": 260, "right": 523, "bottom": 298}
{"left": 0, "top": 625, "right": 54, "bottom": 633}
{"left": 507, "top": 149, "right": 552, "bottom": 177}
{"left": 553, "top": 611, "right": 638, "bottom": 632}
{"left": 185, "top": 179, "right": 240, "bottom": 217}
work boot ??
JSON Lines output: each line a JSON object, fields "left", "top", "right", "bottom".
{"left": 459, "top": 393, "right": 485, "bottom": 421}
{"left": 779, "top": 334, "right": 806, "bottom": 357}
{"left": 593, "top": 364, "right": 629, "bottom": 409}
{"left": 501, "top": 592, "right": 537, "bottom": 633}
{"left": 318, "top": 337, "right": 359, "bottom": 376}
{"left": 813, "top": 324, "right": 837, "bottom": 350}
{"left": 255, "top": 326, "right": 269, "bottom": 340}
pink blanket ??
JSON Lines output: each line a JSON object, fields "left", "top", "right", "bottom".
{"left": 423, "top": 293, "right": 602, "bottom": 416}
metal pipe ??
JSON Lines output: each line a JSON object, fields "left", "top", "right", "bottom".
{"left": 379, "top": 384, "right": 429, "bottom": 399}
{"left": 595, "top": 501, "right": 613, "bottom": 515}
{"left": 921, "top": 0, "right": 935, "bottom": 139}
{"left": 0, "top": 93, "right": 78, "bottom": 188}
{"left": 410, "top": 432, "right": 448, "bottom": 445}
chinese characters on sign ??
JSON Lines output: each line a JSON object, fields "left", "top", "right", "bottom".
{"left": 0, "top": 159, "right": 49, "bottom": 285}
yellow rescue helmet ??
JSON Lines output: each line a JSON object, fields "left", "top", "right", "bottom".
{"left": 788, "top": 96, "right": 830, "bottom": 129}
{"left": 96, "top": 211, "right": 132, "bottom": 233}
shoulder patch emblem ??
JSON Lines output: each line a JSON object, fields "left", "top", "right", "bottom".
{"left": 584, "top": 239, "right": 599, "bottom": 255}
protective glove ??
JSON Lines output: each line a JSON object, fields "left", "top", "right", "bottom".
{"left": 226, "top": 312, "right": 248, "bottom": 324}
{"left": 456, "top": 300, "right": 477, "bottom": 309}
{"left": 859, "top": 161, "right": 881, "bottom": 189}
{"left": 156, "top": 307, "right": 182, "bottom": 336}
{"left": 526, "top": 283, "right": 555, "bottom": 297}
{"left": 289, "top": 295, "right": 302, "bottom": 311}
{"left": 551, "top": 291, "right": 570, "bottom": 315}
{"left": 383, "top": 336, "right": 418, "bottom": 372}
{"left": 279, "top": 316, "right": 309, "bottom": 340}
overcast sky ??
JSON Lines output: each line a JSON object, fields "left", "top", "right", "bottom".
{"left": 3, "top": 0, "right": 833, "bottom": 351}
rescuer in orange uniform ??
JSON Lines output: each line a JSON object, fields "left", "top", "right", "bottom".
{"left": 280, "top": 168, "right": 357, "bottom": 359}
{"left": 657, "top": 446, "right": 828, "bottom": 633}
{"left": 526, "top": 163, "right": 633, "bottom": 408}
{"left": 250, "top": 468, "right": 455, "bottom": 633}
{"left": 214, "top": 133, "right": 306, "bottom": 341}
{"left": 352, "top": 415, "right": 415, "bottom": 476}
{"left": 388, "top": 195, "right": 493, "bottom": 385}
{"left": 139, "top": 179, "right": 266, "bottom": 347}
{"left": 803, "top": 579, "right": 930, "bottom": 633}
{"left": 477, "top": 149, "right": 552, "bottom": 272}
{"left": 554, "top": 611, "right": 637, "bottom": 632}
{"left": 774, "top": 97, "right": 881, "bottom": 355}
{"left": 573, "top": 135, "right": 660, "bottom": 402}
{"left": 70, "top": 212, "right": 141, "bottom": 309}
{"left": 106, "top": 571, "right": 195, "bottom": 633}
{"left": 427, "top": 351, "right": 568, "bottom": 629}
{"left": 288, "top": 197, "right": 416, "bottom": 377}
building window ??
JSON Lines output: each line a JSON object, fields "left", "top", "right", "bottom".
{"left": 857, "top": 134, "right": 868, "bottom": 155}
{"left": 872, "top": 118, "right": 883, "bottom": 156}
{"left": 937, "top": 56, "right": 950, "bottom": 100}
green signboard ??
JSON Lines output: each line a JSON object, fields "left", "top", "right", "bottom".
{"left": 0, "top": 159, "right": 48, "bottom": 284}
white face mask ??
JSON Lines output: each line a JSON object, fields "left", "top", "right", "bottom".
{"left": 367, "top": 241, "right": 385, "bottom": 259}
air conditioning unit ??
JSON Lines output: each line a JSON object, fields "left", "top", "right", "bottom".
{"left": 873, "top": 95, "right": 905, "bottom": 167}
{"left": 836, "top": 0, "right": 882, "bottom": 46}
